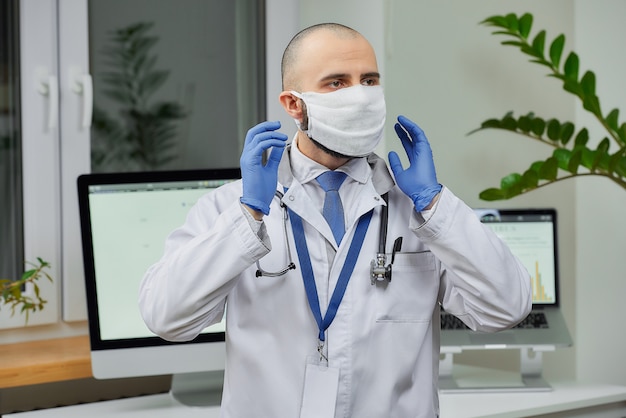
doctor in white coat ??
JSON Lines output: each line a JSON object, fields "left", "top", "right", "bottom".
{"left": 139, "top": 23, "right": 532, "bottom": 418}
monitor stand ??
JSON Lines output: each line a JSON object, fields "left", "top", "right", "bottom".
{"left": 439, "top": 346, "right": 555, "bottom": 393}
{"left": 170, "top": 370, "right": 224, "bottom": 407}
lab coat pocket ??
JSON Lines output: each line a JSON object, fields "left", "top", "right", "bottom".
{"left": 375, "top": 251, "right": 439, "bottom": 323}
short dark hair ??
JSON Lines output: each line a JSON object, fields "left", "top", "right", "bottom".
{"left": 281, "top": 23, "right": 359, "bottom": 90}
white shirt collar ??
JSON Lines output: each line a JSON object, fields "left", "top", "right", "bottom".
{"left": 289, "top": 136, "right": 371, "bottom": 186}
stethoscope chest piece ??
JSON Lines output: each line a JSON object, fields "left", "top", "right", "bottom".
{"left": 370, "top": 253, "right": 392, "bottom": 285}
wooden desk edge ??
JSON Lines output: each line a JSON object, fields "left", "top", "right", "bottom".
{"left": 0, "top": 335, "right": 92, "bottom": 388}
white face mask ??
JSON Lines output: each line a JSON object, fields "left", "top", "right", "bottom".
{"left": 291, "top": 85, "right": 386, "bottom": 157}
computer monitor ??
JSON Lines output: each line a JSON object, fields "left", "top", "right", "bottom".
{"left": 77, "top": 168, "right": 240, "bottom": 407}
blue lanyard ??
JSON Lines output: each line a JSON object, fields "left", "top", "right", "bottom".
{"left": 289, "top": 208, "right": 373, "bottom": 342}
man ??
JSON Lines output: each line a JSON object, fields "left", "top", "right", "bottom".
{"left": 139, "top": 23, "right": 531, "bottom": 418}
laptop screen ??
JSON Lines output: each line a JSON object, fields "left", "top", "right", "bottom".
{"left": 474, "top": 209, "right": 559, "bottom": 306}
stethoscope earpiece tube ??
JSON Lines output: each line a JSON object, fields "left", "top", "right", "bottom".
{"left": 370, "top": 193, "right": 401, "bottom": 285}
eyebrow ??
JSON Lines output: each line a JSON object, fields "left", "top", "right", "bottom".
{"left": 318, "top": 72, "right": 381, "bottom": 83}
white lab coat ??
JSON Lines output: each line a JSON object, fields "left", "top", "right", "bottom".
{"left": 139, "top": 149, "right": 531, "bottom": 418}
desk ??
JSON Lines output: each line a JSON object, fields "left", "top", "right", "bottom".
{"left": 0, "top": 336, "right": 91, "bottom": 388}
{"left": 6, "top": 382, "right": 626, "bottom": 418}
{"left": 4, "top": 394, "right": 219, "bottom": 418}
{"left": 440, "top": 381, "right": 626, "bottom": 417}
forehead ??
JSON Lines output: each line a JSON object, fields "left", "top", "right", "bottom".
{"left": 295, "top": 30, "right": 378, "bottom": 83}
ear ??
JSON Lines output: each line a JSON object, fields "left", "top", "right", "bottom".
{"left": 278, "top": 91, "right": 303, "bottom": 120}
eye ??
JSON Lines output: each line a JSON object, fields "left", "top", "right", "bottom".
{"left": 328, "top": 80, "right": 343, "bottom": 89}
{"left": 361, "top": 78, "right": 379, "bottom": 86}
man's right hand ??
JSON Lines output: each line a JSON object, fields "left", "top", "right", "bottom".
{"left": 239, "top": 121, "right": 289, "bottom": 217}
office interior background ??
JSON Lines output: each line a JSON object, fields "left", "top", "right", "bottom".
{"left": 1, "top": 0, "right": 625, "bottom": 410}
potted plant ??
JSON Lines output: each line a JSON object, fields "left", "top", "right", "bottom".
{"left": 91, "top": 21, "right": 187, "bottom": 173}
{"left": 469, "top": 12, "right": 626, "bottom": 201}
{"left": 0, "top": 258, "right": 52, "bottom": 323}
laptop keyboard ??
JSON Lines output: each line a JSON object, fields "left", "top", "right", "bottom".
{"left": 440, "top": 312, "right": 548, "bottom": 330}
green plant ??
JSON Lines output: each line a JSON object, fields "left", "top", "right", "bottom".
{"left": 92, "top": 21, "right": 186, "bottom": 172}
{"left": 0, "top": 258, "right": 52, "bottom": 323}
{"left": 468, "top": 12, "right": 626, "bottom": 201}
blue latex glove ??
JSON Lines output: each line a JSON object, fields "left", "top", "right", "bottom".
{"left": 388, "top": 115, "right": 442, "bottom": 212}
{"left": 240, "top": 121, "right": 289, "bottom": 215}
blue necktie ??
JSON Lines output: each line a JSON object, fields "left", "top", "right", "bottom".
{"left": 316, "top": 171, "right": 348, "bottom": 245}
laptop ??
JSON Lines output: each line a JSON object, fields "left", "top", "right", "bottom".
{"left": 440, "top": 208, "right": 572, "bottom": 349}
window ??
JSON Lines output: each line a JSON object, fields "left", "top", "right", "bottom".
{"left": 0, "top": 0, "right": 23, "bottom": 282}
{"left": 2, "top": 0, "right": 285, "bottom": 330}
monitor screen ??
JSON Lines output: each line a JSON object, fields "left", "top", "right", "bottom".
{"left": 78, "top": 168, "right": 240, "bottom": 407}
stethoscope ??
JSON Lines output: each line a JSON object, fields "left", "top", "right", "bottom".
{"left": 255, "top": 191, "right": 403, "bottom": 285}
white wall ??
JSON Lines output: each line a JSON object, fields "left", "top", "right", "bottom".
{"left": 574, "top": 0, "right": 626, "bottom": 386}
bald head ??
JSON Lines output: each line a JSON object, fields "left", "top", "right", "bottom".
{"left": 281, "top": 23, "right": 363, "bottom": 90}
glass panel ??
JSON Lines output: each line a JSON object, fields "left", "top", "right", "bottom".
{"left": 88, "top": 0, "right": 265, "bottom": 173}
{"left": 0, "top": 0, "right": 24, "bottom": 280}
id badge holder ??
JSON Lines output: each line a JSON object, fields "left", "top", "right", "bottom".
{"left": 299, "top": 355, "right": 340, "bottom": 418}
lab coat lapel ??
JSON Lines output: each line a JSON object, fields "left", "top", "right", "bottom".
{"left": 282, "top": 181, "right": 337, "bottom": 248}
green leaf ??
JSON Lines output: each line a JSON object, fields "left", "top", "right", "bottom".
{"left": 518, "top": 13, "right": 533, "bottom": 39}
{"left": 619, "top": 123, "right": 626, "bottom": 145}
{"left": 580, "top": 148, "right": 596, "bottom": 169}
{"left": 531, "top": 117, "right": 546, "bottom": 136}
{"left": 546, "top": 119, "right": 561, "bottom": 141}
{"left": 580, "top": 71, "right": 596, "bottom": 96}
{"left": 502, "top": 114, "right": 518, "bottom": 130}
{"left": 549, "top": 34, "right": 565, "bottom": 69}
{"left": 614, "top": 154, "right": 626, "bottom": 177}
{"left": 504, "top": 13, "right": 519, "bottom": 32}
{"left": 517, "top": 114, "right": 533, "bottom": 133}
{"left": 492, "top": 30, "right": 516, "bottom": 37}
{"left": 521, "top": 168, "right": 539, "bottom": 188}
{"left": 592, "top": 138, "right": 611, "bottom": 170}
{"left": 563, "top": 79, "right": 583, "bottom": 96}
{"left": 21, "top": 269, "right": 36, "bottom": 280}
{"left": 559, "top": 122, "right": 575, "bottom": 145}
{"left": 480, "top": 15, "right": 509, "bottom": 29}
{"left": 539, "top": 157, "right": 558, "bottom": 180}
{"left": 574, "top": 128, "right": 589, "bottom": 147}
{"left": 582, "top": 94, "right": 602, "bottom": 116}
{"left": 481, "top": 119, "right": 502, "bottom": 129}
{"left": 553, "top": 148, "right": 572, "bottom": 170}
{"left": 528, "top": 58, "right": 554, "bottom": 70}
{"left": 531, "top": 30, "right": 546, "bottom": 57}
{"left": 609, "top": 149, "right": 626, "bottom": 173}
{"left": 501, "top": 40, "right": 526, "bottom": 48}
{"left": 568, "top": 149, "right": 583, "bottom": 174}
{"left": 530, "top": 160, "right": 544, "bottom": 173}
{"left": 563, "top": 52, "right": 579, "bottom": 81}
{"left": 501, "top": 172, "right": 523, "bottom": 190}
{"left": 606, "top": 108, "right": 619, "bottom": 132}
{"left": 479, "top": 188, "right": 507, "bottom": 201}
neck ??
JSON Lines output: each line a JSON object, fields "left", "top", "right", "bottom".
{"left": 296, "top": 131, "right": 350, "bottom": 170}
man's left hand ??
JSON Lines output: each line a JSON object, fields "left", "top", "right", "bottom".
{"left": 388, "top": 115, "right": 442, "bottom": 211}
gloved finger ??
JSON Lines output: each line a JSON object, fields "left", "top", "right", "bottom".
{"left": 246, "top": 132, "right": 289, "bottom": 150}
{"left": 244, "top": 120, "right": 283, "bottom": 147}
{"left": 394, "top": 122, "right": 415, "bottom": 164}
{"left": 397, "top": 115, "right": 425, "bottom": 140}
{"left": 265, "top": 144, "right": 287, "bottom": 171}
{"left": 397, "top": 115, "right": 431, "bottom": 154}
{"left": 387, "top": 151, "right": 405, "bottom": 177}
{"left": 247, "top": 138, "right": 288, "bottom": 162}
